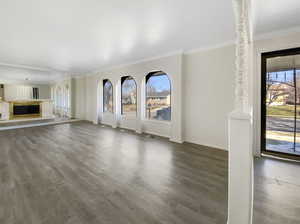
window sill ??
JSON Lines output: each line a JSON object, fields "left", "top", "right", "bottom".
{"left": 142, "top": 119, "right": 171, "bottom": 125}
{"left": 121, "top": 114, "right": 137, "bottom": 120}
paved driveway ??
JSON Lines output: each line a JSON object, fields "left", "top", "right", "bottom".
{"left": 267, "top": 116, "right": 300, "bottom": 132}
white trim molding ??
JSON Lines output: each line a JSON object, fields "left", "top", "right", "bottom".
{"left": 0, "top": 62, "right": 66, "bottom": 73}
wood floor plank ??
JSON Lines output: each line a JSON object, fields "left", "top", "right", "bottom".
{"left": 0, "top": 121, "right": 299, "bottom": 224}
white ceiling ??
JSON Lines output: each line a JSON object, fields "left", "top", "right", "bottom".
{"left": 0, "top": 63, "right": 68, "bottom": 84}
{"left": 0, "top": 0, "right": 235, "bottom": 83}
{"left": 254, "top": 0, "right": 300, "bottom": 35}
{"left": 0, "top": 0, "right": 300, "bottom": 84}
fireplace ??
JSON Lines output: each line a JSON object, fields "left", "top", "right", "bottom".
{"left": 9, "top": 101, "right": 41, "bottom": 119}
{"left": 14, "top": 105, "right": 40, "bottom": 115}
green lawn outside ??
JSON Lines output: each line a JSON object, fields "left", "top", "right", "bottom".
{"left": 267, "top": 105, "right": 300, "bottom": 117}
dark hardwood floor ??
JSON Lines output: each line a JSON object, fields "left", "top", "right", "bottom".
{"left": 253, "top": 157, "right": 300, "bottom": 223}
{"left": 0, "top": 121, "right": 299, "bottom": 224}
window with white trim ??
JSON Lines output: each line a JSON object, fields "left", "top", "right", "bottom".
{"left": 145, "top": 71, "right": 171, "bottom": 121}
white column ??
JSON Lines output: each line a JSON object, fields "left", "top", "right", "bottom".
{"left": 112, "top": 80, "right": 120, "bottom": 129}
{"left": 0, "top": 102, "right": 10, "bottom": 120}
{"left": 228, "top": 0, "right": 253, "bottom": 224}
{"left": 170, "top": 54, "right": 183, "bottom": 143}
{"left": 135, "top": 78, "right": 143, "bottom": 134}
{"left": 228, "top": 112, "right": 253, "bottom": 224}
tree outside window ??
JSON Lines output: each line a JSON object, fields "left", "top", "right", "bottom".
{"left": 121, "top": 76, "right": 137, "bottom": 116}
{"left": 146, "top": 72, "right": 171, "bottom": 121}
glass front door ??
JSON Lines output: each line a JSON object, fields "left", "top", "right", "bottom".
{"left": 262, "top": 48, "right": 300, "bottom": 158}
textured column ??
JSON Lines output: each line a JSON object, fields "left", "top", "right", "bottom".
{"left": 228, "top": 0, "right": 253, "bottom": 224}
{"left": 232, "top": 0, "right": 250, "bottom": 113}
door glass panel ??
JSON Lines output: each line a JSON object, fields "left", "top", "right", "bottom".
{"left": 265, "top": 55, "right": 300, "bottom": 156}
{"left": 296, "top": 69, "right": 300, "bottom": 154}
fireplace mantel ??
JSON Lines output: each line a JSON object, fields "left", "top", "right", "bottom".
{"left": 0, "top": 100, "right": 54, "bottom": 121}
{"left": 6, "top": 99, "right": 52, "bottom": 103}
{"left": 10, "top": 101, "right": 42, "bottom": 119}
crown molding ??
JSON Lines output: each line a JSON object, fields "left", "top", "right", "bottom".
{"left": 0, "top": 78, "right": 51, "bottom": 85}
{"left": 184, "top": 40, "right": 236, "bottom": 55}
{"left": 0, "top": 62, "right": 66, "bottom": 73}
{"left": 71, "top": 73, "right": 90, "bottom": 79}
{"left": 4, "top": 24, "right": 300, "bottom": 83}
{"left": 86, "top": 42, "right": 239, "bottom": 76}
{"left": 91, "top": 50, "right": 184, "bottom": 74}
{"left": 82, "top": 42, "right": 238, "bottom": 77}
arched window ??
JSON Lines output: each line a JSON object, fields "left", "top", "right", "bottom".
{"left": 103, "top": 79, "right": 113, "bottom": 113}
{"left": 146, "top": 71, "right": 171, "bottom": 121}
{"left": 121, "top": 76, "right": 137, "bottom": 116}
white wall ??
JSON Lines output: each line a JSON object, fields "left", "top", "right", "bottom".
{"left": 38, "top": 85, "right": 51, "bottom": 99}
{"left": 85, "top": 75, "right": 97, "bottom": 122}
{"left": 69, "top": 31, "right": 300, "bottom": 153}
{"left": 73, "top": 77, "right": 87, "bottom": 119}
{"left": 81, "top": 54, "right": 183, "bottom": 143}
{"left": 183, "top": 45, "right": 235, "bottom": 149}
{"left": 73, "top": 49, "right": 236, "bottom": 150}
{"left": 4, "top": 84, "right": 50, "bottom": 101}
